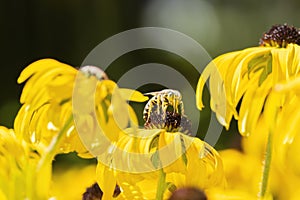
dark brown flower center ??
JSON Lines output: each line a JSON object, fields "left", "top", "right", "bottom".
{"left": 259, "top": 24, "right": 300, "bottom": 47}
{"left": 82, "top": 183, "right": 103, "bottom": 200}
{"left": 82, "top": 183, "right": 120, "bottom": 200}
{"left": 168, "top": 187, "right": 207, "bottom": 200}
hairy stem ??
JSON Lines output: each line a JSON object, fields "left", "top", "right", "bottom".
{"left": 156, "top": 169, "right": 167, "bottom": 200}
{"left": 259, "top": 130, "right": 273, "bottom": 198}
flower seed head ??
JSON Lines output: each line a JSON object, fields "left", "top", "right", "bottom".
{"left": 82, "top": 183, "right": 120, "bottom": 200}
{"left": 168, "top": 187, "right": 207, "bottom": 200}
{"left": 259, "top": 24, "right": 300, "bottom": 47}
{"left": 82, "top": 183, "right": 103, "bottom": 200}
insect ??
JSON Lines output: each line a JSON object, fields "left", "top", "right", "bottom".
{"left": 143, "top": 89, "right": 185, "bottom": 122}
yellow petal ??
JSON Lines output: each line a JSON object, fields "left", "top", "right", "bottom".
{"left": 238, "top": 75, "right": 272, "bottom": 136}
{"left": 96, "top": 162, "right": 117, "bottom": 200}
{"left": 274, "top": 75, "right": 300, "bottom": 93}
{"left": 17, "top": 58, "right": 75, "bottom": 83}
{"left": 119, "top": 88, "right": 149, "bottom": 102}
{"left": 227, "top": 47, "right": 272, "bottom": 104}
{"left": 158, "top": 132, "right": 187, "bottom": 173}
{"left": 18, "top": 59, "right": 76, "bottom": 104}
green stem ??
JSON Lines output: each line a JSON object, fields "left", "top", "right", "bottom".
{"left": 156, "top": 169, "right": 167, "bottom": 200}
{"left": 37, "top": 115, "right": 73, "bottom": 170}
{"left": 31, "top": 115, "right": 73, "bottom": 199}
{"left": 259, "top": 131, "right": 273, "bottom": 198}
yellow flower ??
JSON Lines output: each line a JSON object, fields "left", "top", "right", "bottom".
{"left": 196, "top": 23, "right": 300, "bottom": 198}
{"left": 0, "top": 126, "right": 51, "bottom": 200}
{"left": 96, "top": 128, "right": 225, "bottom": 200}
{"left": 14, "top": 59, "right": 147, "bottom": 158}
{"left": 196, "top": 24, "right": 300, "bottom": 136}
{"left": 94, "top": 88, "right": 225, "bottom": 199}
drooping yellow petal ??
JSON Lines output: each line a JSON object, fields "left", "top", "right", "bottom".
{"left": 18, "top": 59, "right": 76, "bottom": 104}
{"left": 196, "top": 51, "right": 238, "bottom": 110}
{"left": 238, "top": 75, "right": 272, "bottom": 136}
{"left": 96, "top": 162, "right": 117, "bottom": 200}
{"left": 119, "top": 88, "right": 149, "bottom": 102}
{"left": 17, "top": 59, "right": 74, "bottom": 83}
{"left": 158, "top": 131, "right": 187, "bottom": 173}
{"left": 196, "top": 52, "right": 239, "bottom": 128}
{"left": 227, "top": 47, "right": 272, "bottom": 104}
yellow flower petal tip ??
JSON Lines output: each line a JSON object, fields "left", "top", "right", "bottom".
{"left": 119, "top": 88, "right": 149, "bottom": 102}
{"left": 17, "top": 58, "right": 75, "bottom": 84}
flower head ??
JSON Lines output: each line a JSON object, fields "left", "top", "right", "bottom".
{"left": 96, "top": 89, "right": 225, "bottom": 199}
{"left": 96, "top": 128, "right": 225, "bottom": 200}
{"left": 168, "top": 187, "right": 207, "bottom": 200}
{"left": 14, "top": 59, "right": 147, "bottom": 158}
{"left": 196, "top": 24, "right": 300, "bottom": 136}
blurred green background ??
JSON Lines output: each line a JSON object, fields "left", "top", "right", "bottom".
{"left": 1, "top": 0, "right": 300, "bottom": 151}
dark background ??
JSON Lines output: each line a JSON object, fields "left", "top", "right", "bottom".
{"left": 1, "top": 0, "right": 299, "bottom": 150}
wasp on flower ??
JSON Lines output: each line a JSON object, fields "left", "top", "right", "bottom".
{"left": 142, "top": 89, "right": 192, "bottom": 135}
{"left": 143, "top": 89, "right": 185, "bottom": 122}
{"left": 95, "top": 87, "right": 225, "bottom": 200}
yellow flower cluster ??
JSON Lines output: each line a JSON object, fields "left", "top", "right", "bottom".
{"left": 1, "top": 24, "right": 300, "bottom": 199}
{"left": 0, "top": 58, "right": 227, "bottom": 200}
